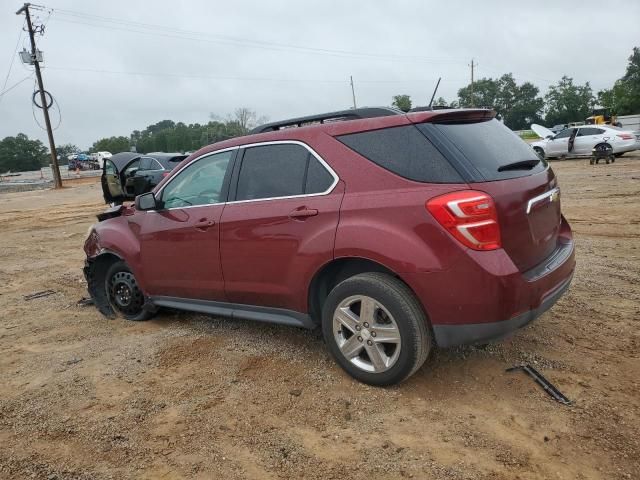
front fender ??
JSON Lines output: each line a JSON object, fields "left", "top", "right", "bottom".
{"left": 84, "top": 216, "right": 143, "bottom": 281}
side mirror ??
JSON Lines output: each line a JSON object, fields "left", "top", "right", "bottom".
{"left": 135, "top": 192, "right": 158, "bottom": 211}
{"left": 546, "top": 135, "right": 554, "bottom": 140}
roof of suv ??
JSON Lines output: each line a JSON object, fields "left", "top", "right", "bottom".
{"left": 198, "top": 107, "right": 496, "bottom": 156}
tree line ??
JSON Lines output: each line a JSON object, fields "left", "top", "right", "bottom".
{"left": 2, "top": 47, "right": 638, "bottom": 173}
{"left": 392, "top": 46, "right": 640, "bottom": 130}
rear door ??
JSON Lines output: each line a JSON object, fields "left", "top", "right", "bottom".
{"left": 220, "top": 141, "right": 342, "bottom": 313}
{"left": 420, "top": 119, "right": 562, "bottom": 272}
{"left": 574, "top": 127, "right": 604, "bottom": 155}
{"left": 138, "top": 149, "right": 235, "bottom": 300}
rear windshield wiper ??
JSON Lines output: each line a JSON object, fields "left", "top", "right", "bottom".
{"left": 497, "top": 159, "right": 540, "bottom": 172}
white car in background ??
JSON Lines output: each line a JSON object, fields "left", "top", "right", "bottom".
{"left": 530, "top": 124, "right": 640, "bottom": 159}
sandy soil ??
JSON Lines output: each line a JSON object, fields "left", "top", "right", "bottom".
{"left": 0, "top": 155, "right": 638, "bottom": 480}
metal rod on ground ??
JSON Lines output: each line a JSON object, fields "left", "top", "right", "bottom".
{"left": 350, "top": 75, "right": 357, "bottom": 109}
{"left": 17, "top": 3, "right": 62, "bottom": 189}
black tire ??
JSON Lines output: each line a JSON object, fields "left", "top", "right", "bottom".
{"left": 104, "top": 260, "right": 153, "bottom": 321}
{"left": 322, "top": 272, "right": 431, "bottom": 386}
{"left": 590, "top": 158, "right": 595, "bottom": 165}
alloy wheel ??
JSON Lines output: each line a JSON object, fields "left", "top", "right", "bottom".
{"left": 332, "top": 295, "right": 402, "bottom": 373}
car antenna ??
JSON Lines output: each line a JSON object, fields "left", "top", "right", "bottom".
{"left": 427, "top": 77, "right": 442, "bottom": 109}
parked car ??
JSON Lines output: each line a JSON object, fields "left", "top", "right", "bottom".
{"left": 85, "top": 107, "right": 575, "bottom": 386}
{"left": 530, "top": 124, "right": 639, "bottom": 159}
{"left": 101, "top": 152, "right": 187, "bottom": 204}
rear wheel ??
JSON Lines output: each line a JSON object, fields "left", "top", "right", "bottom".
{"left": 322, "top": 272, "right": 431, "bottom": 386}
{"left": 105, "top": 260, "right": 153, "bottom": 321}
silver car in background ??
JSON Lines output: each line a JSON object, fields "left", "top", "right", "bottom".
{"left": 530, "top": 124, "right": 640, "bottom": 159}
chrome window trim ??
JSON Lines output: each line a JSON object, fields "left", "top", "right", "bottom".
{"left": 526, "top": 187, "right": 560, "bottom": 214}
{"left": 150, "top": 140, "right": 339, "bottom": 212}
{"left": 226, "top": 140, "right": 339, "bottom": 205}
{"left": 152, "top": 147, "right": 239, "bottom": 211}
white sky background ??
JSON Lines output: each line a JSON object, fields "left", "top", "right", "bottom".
{"left": 0, "top": 0, "right": 639, "bottom": 149}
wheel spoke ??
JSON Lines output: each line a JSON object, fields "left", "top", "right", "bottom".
{"left": 359, "top": 297, "right": 376, "bottom": 324}
{"left": 372, "top": 325, "right": 401, "bottom": 344}
{"left": 364, "top": 342, "right": 387, "bottom": 372}
{"left": 335, "top": 307, "right": 359, "bottom": 333}
{"left": 340, "top": 335, "right": 364, "bottom": 359}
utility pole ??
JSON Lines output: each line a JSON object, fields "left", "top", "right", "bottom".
{"left": 350, "top": 75, "right": 357, "bottom": 109}
{"left": 469, "top": 58, "right": 475, "bottom": 108}
{"left": 16, "top": 2, "right": 62, "bottom": 189}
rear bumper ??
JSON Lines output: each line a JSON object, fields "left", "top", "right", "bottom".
{"left": 432, "top": 272, "right": 572, "bottom": 347}
{"left": 402, "top": 215, "right": 575, "bottom": 348}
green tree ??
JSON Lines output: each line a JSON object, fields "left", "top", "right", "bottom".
{"left": 0, "top": 133, "right": 49, "bottom": 172}
{"left": 91, "top": 136, "right": 131, "bottom": 154}
{"left": 56, "top": 143, "right": 80, "bottom": 165}
{"left": 457, "top": 74, "right": 543, "bottom": 129}
{"left": 391, "top": 94, "right": 412, "bottom": 112}
{"left": 458, "top": 78, "right": 500, "bottom": 109}
{"left": 597, "top": 46, "right": 640, "bottom": 115}
{"left": 544, "top": 76, "right": 594, "bottom": 125}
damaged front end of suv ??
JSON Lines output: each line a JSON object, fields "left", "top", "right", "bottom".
{"left": 83, "top": 204, "right": 155, "bottom": 321}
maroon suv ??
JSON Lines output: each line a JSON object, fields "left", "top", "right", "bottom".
{"left": 84, "top": 107, "right": 575, "bottom": 385}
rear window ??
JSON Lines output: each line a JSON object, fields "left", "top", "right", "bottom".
{"left": 421, "top": 119, "right": 546, "bottom": 181}
{"left": 336, "top": 125, "right": 463, "bottom": 183}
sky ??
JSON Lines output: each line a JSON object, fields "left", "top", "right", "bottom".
{"left": 0, "top": 0, "right": 639, "bottom": 149}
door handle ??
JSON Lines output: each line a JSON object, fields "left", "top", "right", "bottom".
{"left": 289, "top": 208, "right": 318, "bottom": 219}
{"left": 194, "top": 218, "right": 215, "bottom": 230}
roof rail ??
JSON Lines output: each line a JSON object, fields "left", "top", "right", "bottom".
{"left": 249, "top": 107, "right": 402, "bottom": 134}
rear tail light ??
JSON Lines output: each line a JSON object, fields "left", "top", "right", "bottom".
{"left": 426, "top": 190, "right": 501, "bottom": 251}
{"left": 162, "top": 171, "right": 170, "bottom": 177}
{"left": 617, "top": 133, "right": 634, "bottom": 140}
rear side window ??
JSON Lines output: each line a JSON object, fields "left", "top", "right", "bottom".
{"left": 235, "top": 144, "right": 334, "bottom": 201}
{"left": 336, "top": 125, "right": 463, "bottom": 183}
{"left": 422, "top": 119, "right": 547, "bottom": 181}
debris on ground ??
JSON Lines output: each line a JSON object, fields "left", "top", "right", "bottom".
{"left": 23, "top": 289, "right": 56, "bottom": 301}
{"left": 506, "top": 364, "right": 571, "bottom": 405}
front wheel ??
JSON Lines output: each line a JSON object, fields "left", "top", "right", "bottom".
{"left": 322, "top": 272, "right": 431, "bottom": 386}
{"left": 105, "top": 260, "right": 153, "bottom": 321}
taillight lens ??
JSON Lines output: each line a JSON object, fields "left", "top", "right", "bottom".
{"left": 426, "top": 190, "right": 501, "bottom": 251}
{"left": 162, "top": 171, "right": 170, "bottom": 177}
{"left": 617, "top": 133, "right": 633, "bottom": 140}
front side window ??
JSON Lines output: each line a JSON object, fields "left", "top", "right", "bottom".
{"left": 123, "top": 159, "right": 140, "bottom": 177}
{"left": 235, "top": 144, "right": 333, "bottom": 201}
{"left": 105, "top": 160, "right": 117, "bottom": 175}
{"left": 555, "top": 129, "right": 575, "bottom": 139}
{"left": 160, "top": 150, "right": 233, "bottom": 209}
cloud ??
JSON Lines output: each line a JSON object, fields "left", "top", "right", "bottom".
{"left": 1, "top": 0, "right": 638, "bottom": 149}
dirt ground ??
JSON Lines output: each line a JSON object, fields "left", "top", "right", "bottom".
{"left": 0, "top": 154, "right": 638, "bottom": 480}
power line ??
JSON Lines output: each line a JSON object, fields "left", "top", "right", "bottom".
{"left": 47, "top": 8, "right": 466, "bottom": 64}
{"left": 0, "top": 23, "right": 25, "bottom": 108}
{"left": 44, "top": 65, "right": 469, "bottom": 84}
{"left": 0, "top": 74, "right": 33, "bottom": 97}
